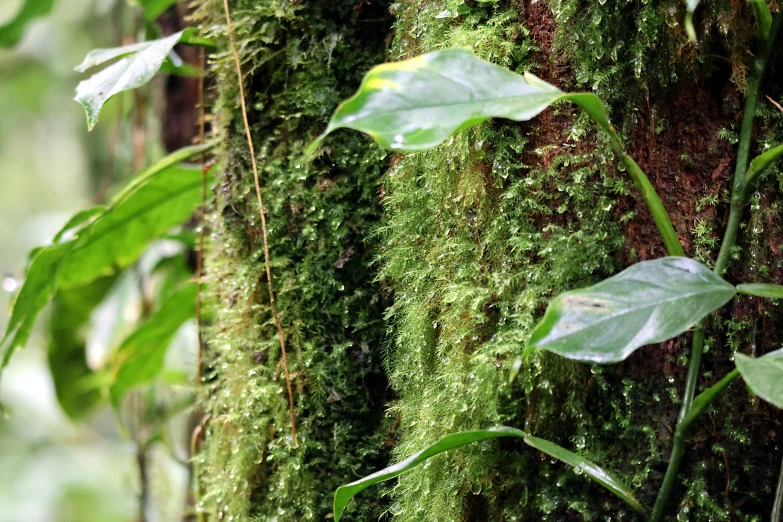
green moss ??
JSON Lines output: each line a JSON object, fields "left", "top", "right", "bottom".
{"left": 192, "top": 1, "right": 393, "bottom": 520}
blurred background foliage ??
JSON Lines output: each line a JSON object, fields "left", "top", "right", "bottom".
{"left": 0, "top": 1, "right": 196, "bottom": 520}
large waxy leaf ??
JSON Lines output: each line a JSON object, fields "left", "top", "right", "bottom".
{"left": 48, "top": 276, "right": 116, "bottom": 420}
{"left": 56, "top": 144, "right": 213, "bottom": 289}
{"left": 333, "top": 426, "right": 646, "bottom": 521}
{"left": 75, "top": 30, "right": 189, "bottom": 129}
{"left": 109, "top": 284, "right": 197, "bottom": 407}
{"left": 0, "top": 0, "right": 55, "bottom": 47}
{"left": 528, "top": 257, "right": 736, "bottom": 363}
{"left": 737, "top": 283, "right": 783, "bottom": 299}
{"left": 307, "top": 48, "right": 563, "bottom": 153}
{"left": 735, "top": 348, "right": 783, "bottom": 409}
{"left": 524, "top": 436, "right": 646, "bottom": 515}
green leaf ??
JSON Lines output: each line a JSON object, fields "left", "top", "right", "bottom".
{"left": 307, "top": 48, "right": 563, "bottom": 154}
{"left": 0, "top": 0, "right": 55, "bottom": 47}
{"left": 745, "top": 143, "right": 783, "bottom": 190}
{"left": 75, "top": 29, "right": 190, "bottom": 130}
{"left": 56, "top": 144, "right": 213, "bottom": 289}
{"left": 52, "top": 206, "right": 105, "bottom": 243}
{"left": 528, "top": 257, "right": 736, "bottom": 363}
{"left": 735, "top": 348, "right": 783, "bottom": 409}
{"left": 523, "top": 435, "right": 647, "bottom": 515}
{"left": 109, "top": 284, "right": 197, "bottom": 407}
{"left": 137, "top": 0, "right": 178, "bottom": 21}
{"left": 48, "top": 276, "right": 116, "bottom": 420}
{"left": 736, "top": 283, "right": 783, "bottom": 299}
{"left": 334, "top": 427, "right": 526, "bottom": 521}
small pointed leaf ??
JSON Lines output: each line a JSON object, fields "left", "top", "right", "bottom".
{"left": 308, "top": 48, "right": 563, "bottom": 154}
{"left": 75, "top": 30, "right": 191, "bottom": 129}
{"left": 735, "top": 348, "right": 783, "bottom": 409}
{"left": 0, "top": 0, "right": 55, "bottom": 48}
{"left": 523, "top": 435, "right": 647, "bottom": 515}
{"left": 334, "top": 427, "right": 526, "bottom": 521}
{"left": 528, "top": 257, "right": 736, "bottom": 363}
{"left": 737, "top": 283, "right": 783, "bottom": 299}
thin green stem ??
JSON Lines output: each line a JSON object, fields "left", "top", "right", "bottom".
{"left": 650, "top": 16, "right": 781, "bottom": 521}
{"left": 773, "top": 453, "right": 783, "bottom": 522}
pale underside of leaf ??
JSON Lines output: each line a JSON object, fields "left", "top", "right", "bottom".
{"left": 735, "top": 348, "right": 783, "bottom": 409}
{"left": 528, "top": 257, "right": 736, "bottom": 363}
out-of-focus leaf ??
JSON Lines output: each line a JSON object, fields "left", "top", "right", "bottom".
{"left": 735, "top": 348, "right": 783, "bottom": 409}
{"left": 0, "top": 0, "right": 55, "bottom": 47}
{"left": 528, "top": 257, "right": 736, "bottom": 363}
{"left": 56, "top": 144, "right": 213, "bottom": 289}
{"left": 137, "top": 0, "right": 178, "bottom": 20}
{"left": 53, "top": 206, "right": 105, "bottom": 243}
{"left": 737, "top": 283, "right": 783, "bottom": 299}
{"left": 48, "top": 276, "right": 116, "bottom": 420}
{"left": 524, "top": 435, "right": 647, "bottom": 515}
{"left": 1, "top": 245, "right": 70, "bottom": 372}
{"left": 334, "top": 427, "right": 526, "bottom": 521}
{"left": 75, "top": 30, "right": 187, "bottom": 129}
{"left": 109, "top": 284, "right": 197, "bottom": 407}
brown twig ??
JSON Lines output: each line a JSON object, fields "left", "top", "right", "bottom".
{"left": 220, "top": 0, "right": 298, "bottom": 446}
{"left": 767, "top": 95, "right": 783, "bottom": 113}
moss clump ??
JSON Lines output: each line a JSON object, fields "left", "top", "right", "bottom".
{"left": 193, "top": 1, "right": 393, "bottom": 520}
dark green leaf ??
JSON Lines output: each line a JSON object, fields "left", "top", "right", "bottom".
{"left": 56, "top": 144, "right": 213, "bottom": 289}
{"left": 75, "top": 29, "right": 191, "bottom": 129}
{"left": 308, "top": 48, "right": 563, "bottom": 153}
{"left": 523, "top": 436, "right": 647, "bottom": 515}
{"left": 0, "top": 0, "right": 55, "bottom": 47}
{"left": 528, "top": 257, "right": 736, "bottom": 363}
{"left": 48, "top": 276, "right": 116, "bottom": 420}
{"left": 334, "top": 427, "right": 526, "bottom": 521}
{"left": 737, "top": 283, "right": 783, "bottom": 299}
{"left": 735, "top": 348, "right": 783, "bottom": 409}
{"left": 109, "top": 284, "right": 197, "bottom": 407}
{"left": 1, "top": 245, "right": 70, "bottom": 371}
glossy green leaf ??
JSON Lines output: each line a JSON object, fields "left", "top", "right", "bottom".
{"left": 48, "top": 276, "right": 116, "bottom": 420}
{"left": 333, "top": 426, "right": 646, "bottom": 520}
{"left": 0, "top": 0, "right": 55, "bottom": 47}
{"left": 735, "top": 348, "right": 783, "bottom": 409}
{"left": 745, "top": 143, "right": 783, "bottom": 190}
{"left": 1, "top": 245, "right": 70, "bottom": 371}
{"left": 308, "top": 48, "right": 563, "bottom": 154}
{"left": 524, "top": 435, "right": 647, "bottom": 515}
{"left": 109, "top": 284, "right": 197, "bottom": 407}
{"left": 737, "top": 283, "right": 783, "bottom": 299}
{"left": 75, "top": 30, "right": 189, "bottom": 129}
{"left": 528, "top": 257, "right": 736, "bottom": 363}
{"left": 56, "top": 144, "right": 213, "bottom": 289}
{"left": 334, "top": 427, "right": 526, "bottom": 521}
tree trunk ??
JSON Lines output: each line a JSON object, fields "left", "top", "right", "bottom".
{"left": 194, "top": 0, "right": 783, "bottom": 521}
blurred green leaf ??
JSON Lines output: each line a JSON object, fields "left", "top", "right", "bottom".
{"left": 528, "top": 257, "right": 736, "bottom": 363}
{"left": 75, "top": 30, "right": 188, "bottom": 130}
{"left": 56, "top": 144, "right": 213, "bottom": 289}
{"left": 334, "top": 427, "right": 526, "bottom": 521}
{"left": 109, "top": 284, "right": 197, "bottom": 407}
{"left": 137, "top": 0, "right": 179, "bottom": 21}
{"left": 0, "top": 0, "right": 55, "bottom": 47}
{"left": 48, "top": 276, "right": 117, "bottom": 420}
{"left": 53, "top": 207, "right": 105, "bottom": 243}
{"left": 735, "top": 348, "right": 783, "bottom": 409}
{"left": 1, "top": 245, "right": 70, "bottom": 372}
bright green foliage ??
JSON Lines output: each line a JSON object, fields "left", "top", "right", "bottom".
{"left": 334, "top": 426, "right": 645, "bottom": 521}
{"left": 0, "top": 0, "right": 54, "bottom": 47}
{"left": 192, "top": 1, "right": 393, "bottom": 520}
{"left": 528, "top": 257, "right": 736, "bottom": 363}
{"left": 136, "top": 0, "right": 179, "bottom": 21}
{"left": 109, "top": 284, "right": 197, "bottom": 407}
{"left": 48, "top": 276, "right": 117, "bottom": 420}
{"left": 735, "top": 349, "right": 783, "bottom": 409}
{"left": 75, "top": 30, "right": 195, "bottom": 130}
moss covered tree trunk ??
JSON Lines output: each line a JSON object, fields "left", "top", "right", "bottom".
{"left": 194, "top": 0, "right": 783, "bottom": 520}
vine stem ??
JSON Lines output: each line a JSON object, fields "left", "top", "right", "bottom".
{"left": 221, "top": 0, "right": 298, "bottom": 446}
{"left": 650, "top": 15, "right": 782, "bottom": 521}
{"left": 773, "top": 453, "right": 783, "bottom": 522}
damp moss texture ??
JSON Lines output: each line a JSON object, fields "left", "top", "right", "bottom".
{"left": 197, "top": 0, "right": 783, "bottom": 520}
